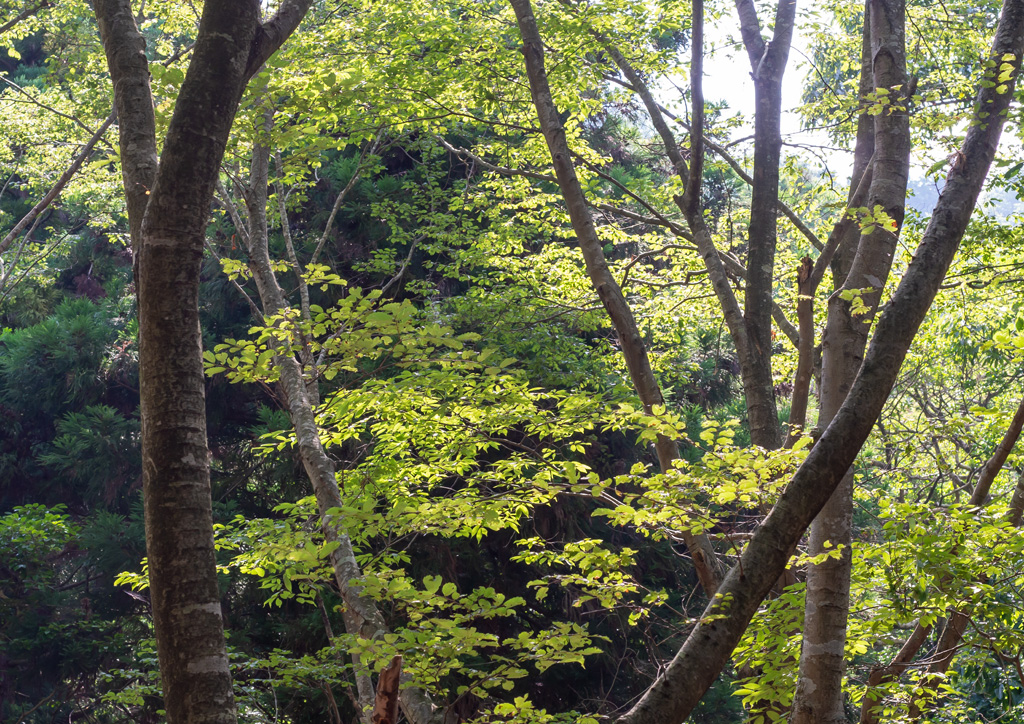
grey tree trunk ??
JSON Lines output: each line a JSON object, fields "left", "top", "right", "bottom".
{"left": 92, "top": 1, "right": 312, "bottom": 721}
{"left": 733, "top": 0, "right": 797, "bottom": 450}
{"left": 600, "top": 0, "right": 794, "bottom": 451}
{"left": 615, "top": 1, "right": 1024, "bottom": 719}
{"left": 792, "top": 2, "right": 911, "bottom": 720}
{"left": 222, "top": 124, "right": 447, "bottom": 724}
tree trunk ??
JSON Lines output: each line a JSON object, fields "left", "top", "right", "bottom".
{"left": 92, "top": 1, "right": 313, "bottom": 720}
{"left": 786, "top": 257, "right": 815, "bottom": 444}
{"left": 791, "top": 3, "right": 911, "bottom": 721}
{"left": 226, "top": 122, "right": 446, "bottom": 724}
{"left": 616, "top": 2, "right": 1024, "bottom": 719}
{"left": 733, "top": 0, "right": 797, "bottom": 450}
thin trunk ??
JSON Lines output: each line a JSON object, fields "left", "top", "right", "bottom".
{"left": 859, "top": 622, "right": 932, "bottom": 724}
{"left": 242, "top": 135, "right": 378, "bottom": 724}
{"left": 600, "top": 0, "right": 796, "bottom": 450}
{"left": 905, "top": 612, "right": 970, "bottom": 719}
{"left": 785, "top": 146, "right": 875, "bottom": 447}
{"left": 235, "top": 126, "right": 446, "bottom": 724}
{"left": 602, "top": 41, "right": 779, "bottom": 450}
{"left": 786, "top": 257, "right": 814, "bottom": 445}
{"left": 617, "top": 3, "right": 1024, "bottom": 719}
{"left": 0, "top": 112, "right": 115, "bottom": 256}
{"left": 734, "top": 0, "right": 797, "bottom": 450}
{"left": 510, "top": 0, "right": 724, "bottom": 596}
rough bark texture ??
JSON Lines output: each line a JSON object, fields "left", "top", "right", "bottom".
{"left": 93, "top": 0, "right": 157, "bottom": 259}
{"left": 792, "top": 3, "right": 911, "bottom": 720}
{"left": 510, "top": 0, "right": 724, "bottom": 595}
{"left": 616, "top": 2, "right": 1024, "bottom": 719}
{"left": 372, "top": 656, "right": 403, "bottom": 724}
{"left": 136, "top": 2, "right": 260, "bottom": 720}
{"left": 93, "top": 1, "right": 314, "bottom": 721}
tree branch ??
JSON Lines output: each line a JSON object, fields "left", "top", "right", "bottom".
{"left": 246, "top": 0, "right": 316, "bottom": 79}
{"left": 510, "top": 0, "right": 725, "bottom": 597}
{"left": 0, "top": 111, "right": 115, "bottom": 255}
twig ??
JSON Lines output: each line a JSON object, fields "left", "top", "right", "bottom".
{"left": 310, "top": 130, "right": 384, "bottom": 265}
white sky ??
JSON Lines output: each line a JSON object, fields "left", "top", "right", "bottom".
{"left": 701, "top": 15, "right": 857, "bottom": 181}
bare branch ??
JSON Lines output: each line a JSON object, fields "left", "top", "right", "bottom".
{"left": 0, "top": 111, "right": 115, "bottom": 255}
{"left": 310, "top": 132, "right": 383, "bottom": 265}
{"left": 0, "top": 0, "right": 49, "bottom": 36}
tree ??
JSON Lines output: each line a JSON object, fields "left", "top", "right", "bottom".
{"left": 91, "top": 0, "right": 313, "bottom": 720}
{"left": 214, "top": 108, "right": 443, "bottom": 724}
{"left": 792, "top": 1, "right": 912, "bottom": 719}
{"left": 5, "top": 0, "right": 1024, "bottom": 720}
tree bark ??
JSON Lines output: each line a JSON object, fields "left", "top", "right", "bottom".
{"left": 969, "top": 392, "right": 1024, "bottom": 505}
{"left": 225, "top": 120, "right": 446, "bottom": 724}
{"left": 858, "top": 622, "right": 932, "bottom": 724}
{"left": 786, "top": 257, "right": 814, "bottom": 445}
{"left": 509, "top": 0, "right": 724, "bottom": 596}
{"left": 1009, "top": 468, "right": 1024, "bottom": 526}
{"left": 616, "top": 2, "right": 1024, "bottom": 719}
{"left": 92, "top": 1, "right": 313, "bottom": 721}
{"left": 599, "top": 0, "right": 795, "bottom": 451}
{"left": 733, "top": 0, "right": 797, "bottom": 450}
{"left": 791, "top": 3, "right": 912, "bottom": 720}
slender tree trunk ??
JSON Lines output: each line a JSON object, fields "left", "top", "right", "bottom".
{"left": 791, "top": 3, "right": 911, "bottom": 721}
{"left": 616, "top": 2, "right": 1024, "bottom": 719}
{"left": 969, "top": 392, "right": 1024, "bottom": 504}
{"left": 92, "top": 1, "right": 314, "bottom": 720}
{"left": 227, "top": 124, "right": 446, "bottom": 724}
{"left": 733, "top": 0, "right": 797, "bottom": 450}
{"left": 600, "top": 0, "right": 794, "bottom": 451}
{"left": 1009, "top": 468, "right": 1024, "bottom": 526}
{"left": 786, "top": 258, "right": 814, "bottom": 444}
{"left": 509, "top": 0, "right": 724, "bottom": 596}
{"left": 858, "top": 622, "right": 932, "bottom": 724}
